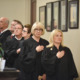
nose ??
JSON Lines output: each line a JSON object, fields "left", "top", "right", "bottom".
{"left": 37, "top": 30, "right": 40, "bottom": 32}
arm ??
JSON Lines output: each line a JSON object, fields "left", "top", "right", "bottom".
{"left": 68, "top": 48, "right": 78, "bottom": 79}
{"left": 4, "top": 39, "right": 18, "bottom": 60}
{"left": 20, "top": 41, "right": 37, "bottom": 72}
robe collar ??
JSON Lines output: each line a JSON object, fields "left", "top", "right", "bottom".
{"left": 52, "top": 45, "right": 64, "bottom": 52}
{"left": 1, "top": 28, "right": 8, "bottom": 34}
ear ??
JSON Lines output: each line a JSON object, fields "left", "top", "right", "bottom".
{"left": 5, "top": 23, "right": 8, "bottom": 28}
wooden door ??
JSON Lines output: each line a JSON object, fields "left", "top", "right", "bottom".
{"left": 31, "top": 0, "right": 36, "bottom": 25}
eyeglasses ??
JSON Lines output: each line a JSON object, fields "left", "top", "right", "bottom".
{"left": 22, "top": 30, "right": 28, "bottom": 32}
{"left": 34, "top": 28, "right": 43, "bottom": 32}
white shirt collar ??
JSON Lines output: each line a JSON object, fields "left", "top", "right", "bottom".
{"left": 15, "top": 36, "right": 22, "bottom": 40}
{"left": 1, "top": 28, "right": 8, "bottom": 34}
{"left": 11, "top": 33, "right": 15, "bottom": 36}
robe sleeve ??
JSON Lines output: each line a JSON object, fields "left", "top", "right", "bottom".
{"left": 20, "top": 41, "right": 37, "bottom": 73}
{"left": 41, "top": 48, "right": 59, "bottom": 75}
{"left": 67, "top": 48, "right": 78, "bottom": 78}
{"left": 4, "top": 39, "right": 20, "bottom": 67}
{"left": 4, "top": 40, "right": 19, "bottom": 58}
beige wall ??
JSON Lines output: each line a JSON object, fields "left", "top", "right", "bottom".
{"left": 37, "top": 0, "right": 80, "bottom": 80}
{"left": 0, "top": 0, "right": 30, "bottom": 27}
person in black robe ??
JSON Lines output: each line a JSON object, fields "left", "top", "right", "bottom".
{"left": 15, "top": 24, "right": 32, "bottom": 70}
{"left": 41, "top": 29, "right": 78, "bottom": 80}
{"left": 19, "top": 22, "right": 49, "bottom": 80}
{"left": 7, "top": 20, "right": 23, "bottom": 40}
{"left": 16, "top": 24, "right": 32, "bottom": 54}
{"left": 4, "top": 36, "right": 24, "bottom": 67}
{"left": 0, "top": 17, "right": 11, "bottom": 50}
{"left": 4, "top": 23, "right": 24, "bottom": 67}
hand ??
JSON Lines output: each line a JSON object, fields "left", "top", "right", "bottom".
{"left": 16, "top": 48, "right": 21, "bottom": 54}
{"left": 38, "top": 75, "right": 42, "bottom": 80}
{"left": 56, "top": 50, "right": 65, "bottom": 59}
{"left": 36, "top": 45, "right": 44, "bottom": 52}
{"left": 42, "top": 74, "right": 46, "bottom": 80}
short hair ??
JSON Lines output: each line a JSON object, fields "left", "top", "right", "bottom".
{"left": 24, "top": 24, "right": 32, "bottom": 33}
{"left": 13, "top": 20, "right": 21, "bottom": 24}
{"left": 13, "top": 20, "right": 23, "bottom": 29}
{"left": 31, "top": 22, "right": 45, "bottom": 35}
{"left": 0, "top": 17, "right": 9, "bottom": 26}
{"left": 47, "top": 29, "right": 64, "bottom": 48}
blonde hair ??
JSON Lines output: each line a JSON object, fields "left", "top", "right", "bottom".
{"left": 31, "top": 22, "right": 45, "bottom": 35}
{"left": 47, "top": 29, "right": 64, "bottom": 48}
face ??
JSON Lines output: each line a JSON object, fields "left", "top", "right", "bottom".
{"left": 10, "top": 21, "right": 17, "bottom": 33}
{"left": 14, "top": 24, "right": 23, "bottom": 36}
{"left": 0, "top": 18, "right": 6, "bottom": 29}
{"left": 33, "top": 27, "right": 43, "bottom": 38}
{"left": 53, "top": 32, "right": 63, "bottom": 44}
{"left": 22, "top": 27, "right": 29, "bottom": 38}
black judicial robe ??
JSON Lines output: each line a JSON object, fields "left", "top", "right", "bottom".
{"left": 41, "top": 45, "right": 78, "bottom": 80}
{"left": 20, "top": 37, "right": 49, "bottom": 75}
{"left": 4, "top": 36, "right": 24, "bottom": 67}
{"left": 0, "top": 30, "right": 11, "bottom": 49}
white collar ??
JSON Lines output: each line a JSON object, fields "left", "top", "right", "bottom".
{"left": 15, "top": 36, "right": 22, "bottom": 40}
{"left": 1, "top": 28, "right": 8, "bottom": 34}
{"left": 11, "top": 33, "right": 15, "bottom": 36}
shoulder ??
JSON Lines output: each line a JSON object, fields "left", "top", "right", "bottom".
{"left": 63, "top": 46, "right": 70, "bottom": 50}
{"left": 23, "top": 37, "right": 33, "bottom": 45}
{"left": 23, "top": 37, "right": 32, "bottom": 43}
{"left": 40, "top": 38, "right": 49, "bottom": 44}
{"left": 44, "top": 47, "right": 52, "bottom": 53}
{"left": 64, "top": 46, "right": 70, "bottom": 50}
{"left": 5, "top": 37, "right": 15, "bottom": 46}
{"left": 63, "top": 46, "right": 72, "bottom": 54}
{"left": 1, "top": 30, "right": 11, "bottom": 37}
{"left": 6, "top": 30, "right": 11, "bottom": 33}
{"left": 40, "top": 38, "right": 48, "bottom": 42}
{"left": 5, "top": 30, "right": 11, "bottom": 35}
{"left": 6, "top": 36, "right": 14, "bottom": 42}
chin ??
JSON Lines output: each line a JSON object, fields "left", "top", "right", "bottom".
{"left": 36, "top": 36, "right": 40, "bottom": 38}
{"left": 57, "top": 42, "right": 61, "bottom": 44}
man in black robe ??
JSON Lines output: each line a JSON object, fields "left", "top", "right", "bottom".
{"left": 4, "top": 23, "right": 24, "bottom": 67}
{"left": 0, "top": 17, "right": 11, "bottom": 50}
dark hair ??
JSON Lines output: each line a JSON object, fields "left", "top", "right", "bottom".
{"left": 13, "top": 20, "right": 23, "bottom": 29}
{"left": 24, "top": 24, "right": 32, "bottom": 33}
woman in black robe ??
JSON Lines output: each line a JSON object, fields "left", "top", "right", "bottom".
{"left": 41, "top": 29, "right": 78, "bottom": 80}
{"left": 19, "top": 22, "right": 49, "bottom": 80}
